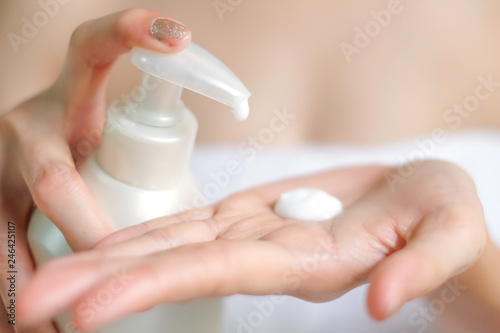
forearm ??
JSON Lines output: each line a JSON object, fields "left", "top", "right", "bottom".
{"left": 458, "top": 235, "right": 500, "bottom": 314}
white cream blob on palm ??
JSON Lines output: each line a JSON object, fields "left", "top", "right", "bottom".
{"left": 274, "top": 188, "right": 343, "bottom": 221}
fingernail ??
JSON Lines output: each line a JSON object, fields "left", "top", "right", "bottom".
{"left": 150, "top": 18, "right": 190, "bottom": 45}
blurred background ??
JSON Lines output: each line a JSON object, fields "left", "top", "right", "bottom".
{"left": 1, "top": 0, "right": 500, "bottom": 145}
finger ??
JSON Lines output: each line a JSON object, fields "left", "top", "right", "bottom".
{"left": 56, "top": 9, "right": 191, "bottom": 132}
{"left": 94, "top": 206, "right": 215, "bottom": 249}
{"left": 95, "top": 207, "right": 287, "bottom": 257}
{"left": 18, "top": 250, "right": 129, "bottom": 329}
{"left": 19, "top": 240, "right": 295, "bottom": 330}
{"left": 68, "top": 8, "right": 190, "bottom": 68}
{"left": 367, "top": 203, "right": 486, "bottom": 320}
{"left": 76, "top": 240, "right": 295, "bottom": 331}
{"left": 95, "top": 203, "right": 282, "bottom": 253}
{"left": 93, "top": 219, "right": 218, "bottom": 257}
{"left": 366, "top": 161, "right": 487, "bottom": 320}
{"left": 0, "top": 145, "right": 57, "bottom": 332}
{"left": 16, "top": 125, "right": 114, "bottom": 250}
{"left": 0, "top": 221, "right": 58, "bottom": 332}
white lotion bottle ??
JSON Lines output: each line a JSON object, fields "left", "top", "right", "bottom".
{"left": 28, "top": 43, "right": 251, "bottom": 333}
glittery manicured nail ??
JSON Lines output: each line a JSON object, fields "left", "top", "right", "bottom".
{"left": 151, "top": 18, "right": 189, "bottom": 43}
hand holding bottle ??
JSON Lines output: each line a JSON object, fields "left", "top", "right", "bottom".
{"left": 0, "top": 9, "right": 191, "bottom": 331}
{"left": 19, "top": 161, "right": 488, "bottom": 331}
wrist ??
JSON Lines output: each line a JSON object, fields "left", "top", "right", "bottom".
{"left": 457, "top": 236, "right": 500, "bottom": 314}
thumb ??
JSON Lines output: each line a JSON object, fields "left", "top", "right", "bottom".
{"left": 367, "top": 204, "right": 486, "bottom": 320}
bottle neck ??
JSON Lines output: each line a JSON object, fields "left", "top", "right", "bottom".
{"left": 130, "top": 74, "right": 184, "bottom": 127}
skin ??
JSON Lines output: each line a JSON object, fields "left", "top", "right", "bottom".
{"left": 0, "top": 6, "right": 498, "bottom": 333}
{"left": 458, "top": 237, "right": 500, "bottom": 314}
{"left": 17, "top": 161, "right": 487, "bottom": 331}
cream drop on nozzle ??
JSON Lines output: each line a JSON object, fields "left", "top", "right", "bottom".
{"left": 130, "top": 43, "right": 251, "bottom": 125}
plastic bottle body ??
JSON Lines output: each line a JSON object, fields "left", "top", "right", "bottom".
{"left": 27, "top": 105, "right": 223, "bottom": 333}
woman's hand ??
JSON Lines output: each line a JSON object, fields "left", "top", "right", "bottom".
{"left": 0, "top": 9, "right": 191, "bottom": 332}
{"left": 18, "top": 160, "right": 487, "bottom": 331}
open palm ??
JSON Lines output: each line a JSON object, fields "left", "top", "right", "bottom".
{"left": 19, "top": 160, "right": 486, "bottom": 331}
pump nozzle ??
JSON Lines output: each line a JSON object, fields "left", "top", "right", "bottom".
{"left": 131, "top": 43, "right": 251, "bottom": 124}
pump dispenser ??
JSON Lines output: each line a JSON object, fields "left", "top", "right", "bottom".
{"left": 28, "top": 42, "right": 251, "bottom": 333}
